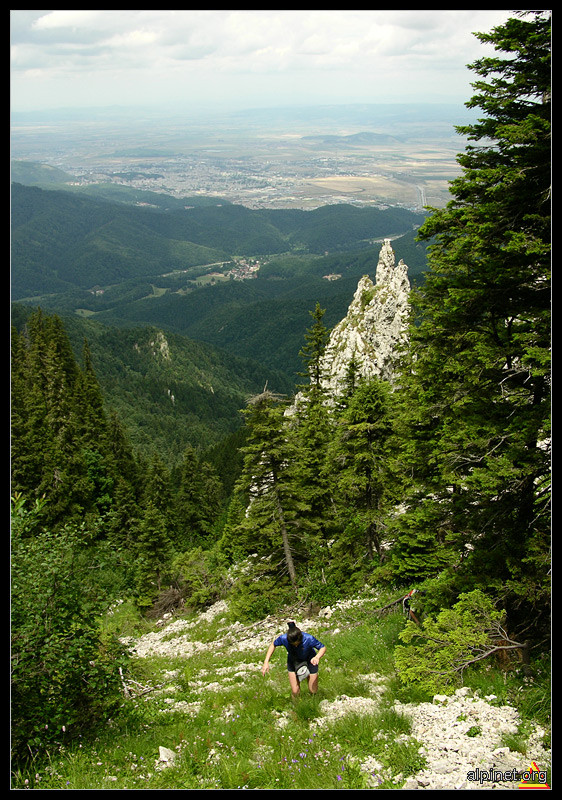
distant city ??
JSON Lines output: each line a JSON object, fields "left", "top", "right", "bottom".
{"left": 11, "top": 103, "right": 472, "bottom": 211}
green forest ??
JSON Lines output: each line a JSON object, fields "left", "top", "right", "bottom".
{"left": 11, "top": 12, "right": 550, "bottom": 785}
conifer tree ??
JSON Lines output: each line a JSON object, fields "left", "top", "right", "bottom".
{"left": 134, "top": 500, "right": 172, "bottom": 603}
{"left": 393, "top": 12, "right": 550, "bottom": 637}
{"left": 11, "top": 310, "right": 139, "bottom": 531}
{"left": 292, "top": 303, "right": 335, "bottom": 547}
{"left": 142, "top": 453, "right": 173, "bottom": 515}
{"left": 11, "top": 312, "right": 91, "bottom": 526}
{"left": 298, "top": 302, "right": 331, "bottom": 391}
{"left": 173, "top": 444, "right": 223, "bottom": 550}
{"left": 75, "top": 339, "right": 108, "bottom": 448}
{"left": 233, "top": 390, "right": 305, "bottom": 587}
{"left": 329, "top": 378, "right": 396, "bottom": 568}
{"left": 106, "top": 476, "right": 140, "bottom": 556}
{"left": 105, "top": 410, "right": 140, "bottom": 491}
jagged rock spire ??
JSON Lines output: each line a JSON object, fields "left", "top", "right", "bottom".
{"left": 319, "top": 239, "right": 410, "bottom": 394}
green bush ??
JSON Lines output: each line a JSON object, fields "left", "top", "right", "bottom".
{"left": 11, "top": 499, "right": 130, "bottom": 766}
{"left": 171, "top": 546, "right": 229, "bottom": 610}
{"left": 394, "top": 589, "right": 512, "bottom": 695}
{"left": 228, "top": 567, "right": 294, "bottom": 623}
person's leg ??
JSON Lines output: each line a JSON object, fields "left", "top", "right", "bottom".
{"left": 307, "top": 672, "right": 319, "bottom": 695}
{"left": 288, "top": 671, "right": 300, "bottom": 699}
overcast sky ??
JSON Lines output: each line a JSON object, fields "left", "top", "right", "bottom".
{"left": 11, "top": 9, "right": 514, "bottom": 114}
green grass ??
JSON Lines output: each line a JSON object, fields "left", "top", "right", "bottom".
{"left": 11, "top": 596, "right": 550, "bottom": 790}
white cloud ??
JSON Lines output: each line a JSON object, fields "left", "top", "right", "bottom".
{"left": 10, "top": 9, "right": 514, "bottom": 112}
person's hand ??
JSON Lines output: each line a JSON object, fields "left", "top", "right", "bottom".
{"left": 310, "top": 656, "right": 319, "bottom": 666}
{"left": 262, "top": 662, "right": 270, "bottom": 676}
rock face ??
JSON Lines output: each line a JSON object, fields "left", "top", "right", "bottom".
{"left": 320, "top": 238, "right": 410, "bottom": 394}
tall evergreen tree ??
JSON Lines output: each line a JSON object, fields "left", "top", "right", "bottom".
{"left": 11, "top": 312, "right": 92, "bottom": 526}
{"left": 173, "top": 444, "right": 223, "bottom": 550}
{"left": 329, "top": 379, "right": 396, "bottom": 566}
{"left": 393, "top": 12, "right": 550, "bottom": 638}
{"left": 298, "top": 302, "right": 331, "bottom": 391}
{"left": 75, "top": 339, "right": 108, "bottom": 448}
{"left": 11, "top": 309, "right": 139, "bottom": 532}
{"left": 292, "top": 303, "right": 335, "bottom": 546}
{"left": 134, "top": 500, "right": 172, "bottom": 603}
{"left": 232, "top": 391, "right": 306, "bottom": 587}
{"left": 142, "top": 453, "right": 173, "bottom": 515}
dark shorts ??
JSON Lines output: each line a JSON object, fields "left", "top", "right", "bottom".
{"left": 287, "top": 658, "right": 319, "bottom": 675}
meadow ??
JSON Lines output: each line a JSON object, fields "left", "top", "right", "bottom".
{"left": 12, "top": 592, "right": 550, "bottom": 791}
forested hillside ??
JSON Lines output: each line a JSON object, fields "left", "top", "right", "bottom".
{"left": 11, "top": 181, "right": 425, "bottom": 300}
{"left": 11, "top": 179, "right": 428, "bottom": 378}
{"left": 11, "top": 11, "right": 550, "bottom": 787}
{"left": 11, "top": 303, "right": 293, "bottom": 469}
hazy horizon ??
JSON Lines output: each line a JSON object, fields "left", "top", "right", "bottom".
{"left": 11, "top": 10, "right": 512, "bottom": 116}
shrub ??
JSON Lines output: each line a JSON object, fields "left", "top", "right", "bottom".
{"left": 228, "top": 566, "right": 294, "bottom": 623}
{"left": 394, "top": 589, "right": 521, "bottom": 695}
{"left": 11, "top": 499, "right": 130, "bottom": 766}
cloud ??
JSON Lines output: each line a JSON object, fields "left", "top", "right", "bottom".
{"left": 10, "top": 9, "right": 514, "bottom": 112}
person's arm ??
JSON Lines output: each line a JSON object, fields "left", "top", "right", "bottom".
{"left": 310, "top": 645, "right": 326, "bottom": 666}
{"left": 262, "top": 641, "right": 276, "bottom": 675}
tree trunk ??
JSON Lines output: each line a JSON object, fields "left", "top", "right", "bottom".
{"left": 274, "top": 491, "right": 297, "bottom": 586}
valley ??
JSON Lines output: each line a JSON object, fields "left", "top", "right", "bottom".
{"left": 10, "top": 104, "right": 448, "bottom": 467}
{"left": 11, "top": 103, "right": 471, "bottom": 211}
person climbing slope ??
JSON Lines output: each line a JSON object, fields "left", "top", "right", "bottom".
{"left": 262, "top": 621, "right": 326, "bottom": 699}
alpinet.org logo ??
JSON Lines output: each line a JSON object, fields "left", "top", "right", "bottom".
{"left": 467, "top": 761, "right": 549, "bottom": 788}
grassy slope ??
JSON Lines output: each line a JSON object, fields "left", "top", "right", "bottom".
{"left": 12, "top": 592, "right": 551, "bottom": 791}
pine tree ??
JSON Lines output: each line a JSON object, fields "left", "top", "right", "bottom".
{"left": 298, "top": 302, "right": 331, "bottom": 391}
{"left": 393, "top": 12, "right": 550, "bottom": 637}
{"left": 142, "top": 453, "right": 173, "bottom": 515}
{"left": 233, "top": 391, "right": 305, "bottom": 587}
{"left": 134, "top": 500, "right": 172, "bottom": 603}
{"left": 11, "top": 312, "right": 91, "bottom": 525}
{"left": 11, "top": 309, "right": 139, "bottom": 531}
{"left": 75, "top": 339, "right": 108, "bottom": 448}
{"left": 106, "top": 477, "right": 140, "bottom": 555}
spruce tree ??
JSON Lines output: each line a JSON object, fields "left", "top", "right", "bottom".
{"left": 233, "top": 390, "right": 305, "bottom": 587}
{"left": 134, "top": 500, "right": 172, "bottom": 604}
{"left": 173, "top": 444, "right": 223, "bottom": 550}
{"left": 292, "top": 303, "right": 335, "bottom": 547}
{"left": 329, "top": 379, "right": 396, "bottom": 569}
{"left": 298, "top": 302, "right": 331, "bottom": 391}
{"left": 11, "top": 312, "right": 91, "bottom": 526}
{"left": 393, "top": 12, "right": 550, "bottom": 638}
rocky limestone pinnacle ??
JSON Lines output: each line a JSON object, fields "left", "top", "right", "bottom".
{"left": 319, "top": 238, "right": 410, "bottom": 394}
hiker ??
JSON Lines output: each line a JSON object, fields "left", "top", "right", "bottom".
{"left": 262, "top": 621, "right": 326, "bottom": 698}
{"left": 403, "top": 589, "right": 420, "bottom": 625}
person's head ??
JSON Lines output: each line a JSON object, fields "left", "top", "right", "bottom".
{"left": 287, "top": 621, "right": 302, "bottom": 647}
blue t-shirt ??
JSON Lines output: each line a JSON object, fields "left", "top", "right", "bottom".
{"left": 273, "top": 631, "right": 324, "bottom": 667}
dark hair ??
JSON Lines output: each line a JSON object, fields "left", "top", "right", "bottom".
{"left": 287, "top": 621, "right": 302, "bottom": 647}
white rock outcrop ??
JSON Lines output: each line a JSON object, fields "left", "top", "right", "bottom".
{"left": 396, "top": 689, "right": 551, "bottom": 791}
{"left": 320, "top": 238, "right": 410, "bottom": 394}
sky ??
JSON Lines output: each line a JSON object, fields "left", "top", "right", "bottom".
{"left": 10, "top": 9, "right": 514, "bottom": 114}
